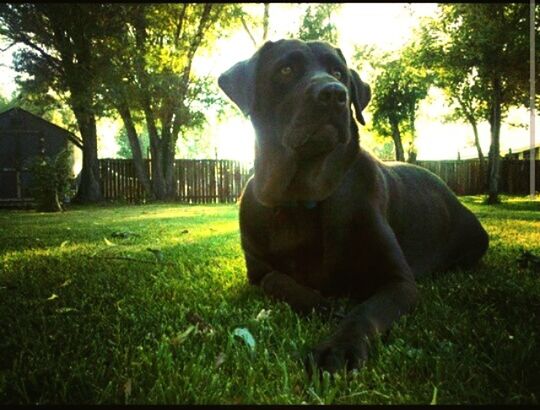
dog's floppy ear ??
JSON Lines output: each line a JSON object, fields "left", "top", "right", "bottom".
{"left": 349, "top": 69, "right": 371, "bottom": 126}
{"left": 218, "top": 59, "right": 257, "bottom": 117}
{"left": 218, "top": 41, "right": 273, "bottom": 117}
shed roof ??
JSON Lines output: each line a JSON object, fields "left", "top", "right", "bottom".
{"left": 0, "top": 107, "right": 83, "bottom": 149}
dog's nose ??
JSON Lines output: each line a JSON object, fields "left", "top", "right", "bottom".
{"left": 316, "top": 83, "right": 347, "bottom": 108}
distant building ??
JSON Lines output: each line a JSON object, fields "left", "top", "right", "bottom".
{"left": 0, "top": 107, "right": 82, "bottom": 205}
{"left": 505, "top": 144, "right": 540, "bottom": 160}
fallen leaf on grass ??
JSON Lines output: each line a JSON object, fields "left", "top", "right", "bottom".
{"left": 146, "top": 248, "right": 163, "bottom": 262}
{"left": 170, "top": 325, "right": 196, "bottom": 347}
{"left": 59, "top": 278, "right": 72, "bottom": 288}
{"left": 104, "top": 237, "right": 116, "bottom": 246}
{"left": 124, "top": 379, "right": 132, "bottom": 402}
{"left": 187, "top": 312, "right": 214, "bottom": 334}
{"left": 430, "top": 385, "right": 438, "bottom": 405}
{"left": 215, "top": 352, "right": 226, "bottom": 368}
{"left": 255, "top": 309, "right": 271, "bottom": 321}
{"left": 111, "top": 231, "right": 140, "bottom": 239}
{"left": 55, "top": 307, "right": 77, "bottom": 314}
{"left": 232, "top": 327, "right": 256, "bottom": 351}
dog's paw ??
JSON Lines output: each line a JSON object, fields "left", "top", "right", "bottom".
{"left": 260, "top": 271, "right": 328, "bottom": 315}
{"left": 308, "top": 338, "right": 368, "bottom": 374}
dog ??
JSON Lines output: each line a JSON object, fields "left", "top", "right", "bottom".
{"left": 218, "top": 39, "right": 489, "bottom": 373}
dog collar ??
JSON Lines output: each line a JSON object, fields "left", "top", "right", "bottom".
{"left": 280, "top": 200, "right": 318, "bottom": 209}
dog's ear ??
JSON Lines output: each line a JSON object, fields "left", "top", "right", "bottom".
{"left": 349, "top": 69, "right": 371, "bottom": 126}
{"left": 218, "top": 41, "right": 273, "bottom": 117}
{"left": 218, "top": 59, "right": 257, "bottom": 117}
{"left": 335, "top": 48, "right": 371, "bottom": 126}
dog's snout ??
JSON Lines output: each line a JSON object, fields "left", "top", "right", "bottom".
{"left": 316, "top": 83, "right": 348, "bottom": 108}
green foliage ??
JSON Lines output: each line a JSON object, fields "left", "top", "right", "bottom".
{"left": 0, "top": 93, "right": 9, "bottom": 112}
{"left": 0, "top": 4, "right": 123, "bottom": 202}
{"left": 232, "top": 3, "right": 270, "bottom": 47}
{"left": 418, "top": 4, "right": 536, "bottom": 202}
{"left": 294, "top": 4, "right": 341, "bottom": 44}
{"left": 0, "top": 198, "right": 538, "bottom": 403}
{"left": 355, "top": 45, "right": 431, "bottom": 161}
{"left": 115, "top": 127, "right": 150, "bottom": 160}
{"left": 95, "top": 4, "right": 236, "bottom": 198}
{"left": 28, "top": 149, "right": 74, "bottom": 212}
{"left": 0, "top": 4, "right": 114, "bottom": 117}
{"left": 415, "top": 4, "right": 535, "bottom": 133}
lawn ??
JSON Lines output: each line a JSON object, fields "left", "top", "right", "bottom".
{"left": 0, "top": 196, "right": 539, "bottom": 404}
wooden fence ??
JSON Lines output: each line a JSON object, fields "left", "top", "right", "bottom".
{"left": 417, "top": 159, "right": 539, "bottom": 195}
{"left": 99, "top": 159, "right": 252, "bottom": 203}
{"left": 98, "top": 158, "right": 539, "bottom": 203}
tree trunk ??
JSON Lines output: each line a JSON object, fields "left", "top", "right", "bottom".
{"left": 117, "top": 103, "right": 154, "bottom": 199}
{"left": 148, "top": 131, "right": 166, "bottom": 200}
{"left": 486, "top": 77, "right": 502, "bottom": 204}
{"left": 390, "top": 121, "right": 405, "bottom": 162}
{"left": 160, "top": 114, "right": 177, "bottom": 200}
{"left": 139, "top": 81, "right": 166, "bottom": 199}
{"left": 458, "top": 96, "right": 486, "bottom": 179}
{"left": 262, "top": 3, "right": 270, "bottom": 42}
{"left": 72, "top": 109, "right": 102, "bottom": 203}
{"left": 470, "top": 119, "right": 487, "bottom": 185}
{"left": 471, "top": 121, "right": 484, "bottom": 163}
{"left": 38, "top": 189, "right": 63, "bottom": 212}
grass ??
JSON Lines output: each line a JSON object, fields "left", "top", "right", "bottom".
{"left": 0, "top": 195, "right": 539, "bottom": 404}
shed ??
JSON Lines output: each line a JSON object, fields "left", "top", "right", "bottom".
{"left": 0, "top": 107, "right": 82, "bottom": 206}
{"left": 505, "top": 144, "right": 540, "bottom": 160}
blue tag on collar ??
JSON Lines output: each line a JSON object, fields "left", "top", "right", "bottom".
{"left": 302, "top": 201, "right": 318, "bottom": 209}
{"left": 279, "top": 201, "right": 318, "bottom": 209}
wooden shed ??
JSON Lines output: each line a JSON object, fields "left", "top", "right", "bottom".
{"left": 506, "top": 144, "right": 540, "bottom": 160}
{"left": 0, "top": 107, "right": 82, "bottom": 206}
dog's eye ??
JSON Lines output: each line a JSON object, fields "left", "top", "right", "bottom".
{"left": 331, "top": 69, "right": 343, "bottom": 80}
{"left": 280, "top": 66, "right": 293, "bottom": 76}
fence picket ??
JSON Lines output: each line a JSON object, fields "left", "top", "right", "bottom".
{"left": 97, "top": 158, "right": 538, "bottom": 203}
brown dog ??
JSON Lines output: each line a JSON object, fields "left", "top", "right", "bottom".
{"left": 218, "top": 39, "right": 489, "bottom": 373}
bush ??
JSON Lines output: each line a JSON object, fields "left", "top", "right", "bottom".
{"left": 28, "top": 149, "right": 73, "bottom": 212}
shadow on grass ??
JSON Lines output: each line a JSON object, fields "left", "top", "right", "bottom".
{"left": 489, "top": 201, "right": 540, "bottom": 213}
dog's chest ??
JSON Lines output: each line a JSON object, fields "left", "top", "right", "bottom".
{"left": 269, "top": 206, "right": 319, "bottom": 250}
{"left": 268, "top": 206, "right": 326, "bottom": 288}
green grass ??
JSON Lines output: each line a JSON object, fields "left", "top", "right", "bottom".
{"left": 0, "top": 196, "right": 539, "bottom": 404}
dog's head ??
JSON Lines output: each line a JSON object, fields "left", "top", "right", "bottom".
{"left": 219, "top": 39, "right": 371, "bottom": 207}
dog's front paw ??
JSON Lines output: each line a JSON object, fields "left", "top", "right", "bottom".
{"left": 309, "top": 337, "right": 368, "bottom": 374}
{"left": 260, "top": 271, "right": 328, "bottom": 314}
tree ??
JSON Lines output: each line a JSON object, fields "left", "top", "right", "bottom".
{"left": 239, "top": 3, "right": 271, "bottom": 47}
{"left": 0, "top": 93, "right": 10, "bottom": 113}
{"left": 0, "top": 4, "right": 114, "bottom": 203}
{"left": 294, "top": 3, "right": 341, "bottom": 44}
{"left": 417, "top": 18, "right": 488, "bottom": 165}
{"left": 98, "top": 4, "right": 231, "bottom": 200}
{"left": 356, "top": 46, "right": 431, "bottom": 162}
{"left": 420, "top": 4, "right": 536, "bottom": 203}
{"left": 114, "top": 127, "right": 150, "bottom": 160}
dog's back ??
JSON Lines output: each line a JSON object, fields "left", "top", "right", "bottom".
{"left": 377, "top": 160, "right": 489, "bottom": 277}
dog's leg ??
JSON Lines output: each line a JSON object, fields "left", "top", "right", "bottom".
{"left": 260, "top": 271, "right": 330, "bottom": 314}
{"left": 311, "top": 279, "right": 417, "bottom": 373}
{"left": 312, "top": 210, "right": 418, "bottom": 373}
{"left": 244, "top": 249, "right": 329, "bottom": 314}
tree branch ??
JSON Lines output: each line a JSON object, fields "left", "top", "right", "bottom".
{"left": 240, "top": 14, "right": 257, "bottom": 47}
{"left": 15, "top": 33, "right": 63, "bottom": 72}
{"left": 0, "top": 40, "right": 16, "bottom": 52}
